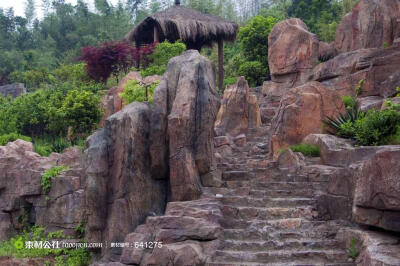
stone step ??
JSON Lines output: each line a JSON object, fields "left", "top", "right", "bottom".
{"left": 221, "top": 205, "right": 316, "bottom": 220}
{"left": 220, "top": 196, "right": 316, "bottom": 208}
{"left": 223, "top": 226, "right": 339, "bottom": 241}
{"left": 226, "top": 181, "right": 325, "bottom": 190}
{"left": 210, "top": 249, "right": 348, "bottom": 264}
{"left": 220, "top": 239, "right": 344, "bottom": 252}
{"left": 206, "top": 187, "right": 315, "bottom": 198}
{"left": 222, "top": 171, "right": 254, "bottom": 181}
{"left": 207, "top": 262, "right": 355, "bottom": 266}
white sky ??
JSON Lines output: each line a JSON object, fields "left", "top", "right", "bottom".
{"left": 0, "top": 0, "right": 121, "bottom": 18}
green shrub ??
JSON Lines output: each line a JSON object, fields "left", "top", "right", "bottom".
{"left": 0, "top": 226, "right": 91, "bottom": 265}
{"left": 119, "top": 80, "right": 159, "bottom": 104}
{"left": 289, "top": 143, "right": 321, "bottom": 157}
{"left": 0, "top": 133, "right": 31, "bottom": 146}
{"left": 348, "top": 237, "right": 359, "bottom": 260}
{"left": 61, "top": 90, "right": 103, "bottom": 134}
{"left": 341, "top": 95, "right": 357, "bottom": 110}
{"left": 41, "top": 166, "right": 69, "bottom": 194}
{"left": 223, "top": 77, "right": 237, "bottom": 90}
{"left": 353, "top": 108, "right": 400, "bottom": 146}
{"left": 324, "top": 108, "right": 364, "bottom": 137}
{"left": 33, "top": 136, "right": 87, "bottom": 156}
{"left": 238, "top": 61, "right": 266, "bottom": 87}
{"left": 141, "top": 41, "right": 186, "bottom": 77}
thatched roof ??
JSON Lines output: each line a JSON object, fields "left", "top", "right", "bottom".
{"left": 124, "top": 5, "right": 238, "bottom": 50}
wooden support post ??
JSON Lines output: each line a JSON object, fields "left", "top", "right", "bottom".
{"left": 153, "top": 26, "right": 159, "bottom": 43}
{"left": 218, "top": 39, "right": 224, "bottom": 91}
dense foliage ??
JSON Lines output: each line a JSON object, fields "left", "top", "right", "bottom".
{"left": 325, "top": 98, "right": 400, "bottom": 146}
{"left": 289, "top": 143, "right": 321, "bottom": 157}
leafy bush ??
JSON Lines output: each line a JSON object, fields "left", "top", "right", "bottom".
{"left": 0, "top": 133, "right": 31, "bottom": 146}
{"left": 353, "top": 108, "right": 400, "bottom": 146}
{"left": 119, "top": 80, "right": 159, "bottom": 104}
{"left": 223, "top": 77, "right": 237, "bottom": 89}
{"left": 41, "top": 166, "right": 69, "bottom": 194}
{"left": 9, "top": 68, "right": 54, "bottom": 90}
{"left": 238, "top": 61, "right": 266, "bottom": 87}
{"left": 0, "top": 226, "right": 91, "bottom": 265}
{"left": 238, "top": 16, "right": 278, "bottom": 67}
{"left": 61, "top": 90, "right": 102, "bottom": 134}
{"left": 326, "top": 99, "right": 400, "bottom": 145}
{"left": 289, "top": 143, "right": 321, "bottom": 157}
{"left": 80, "top": 41, "right": 142, "bottom": 82}
{"left": 341, "top": 95, "right": 357, "bottom": 110}
{"left": 140, "top": 41, "right": 186, "bottom": 77}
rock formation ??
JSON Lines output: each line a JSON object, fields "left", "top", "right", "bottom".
{"left": 268, "top": 18, "right": 319, "bottom": 87}
{"left": 335, "top": 0, "right": 400, "bottom": 53}
{"left": 269, "top": 82, "right": 345, "bottom": 158}
{"left": 214, "top": 77, "right": 261, "bottom": 137}
{"left": 149, "top": 50, "right": 220, "bottom": 201}
{"left": 353, "top": 148, "right": 400, "bottom": 232}
{"left": 85, "top": 103, "right": 167, "bottom": 260}
{"left": 0, "top": 140, "right": 84, "bottom": 240}
{"left": 0, "top": 83, "right": 26, "bottom": 98}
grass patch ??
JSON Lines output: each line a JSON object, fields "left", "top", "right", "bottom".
{"left": 0, "top": 226, "right": 91, "bottom": 266}
{"left": 347, "top": 237, "right": 359, "bottom": 260}
{"left": 289, "top": 143, "right": 321, "bottom": 157}
{"left": 0, "top": 133, "right": 31, "bottom": 146}
{"left": 41, "top": 166, "right": 69, "bottom": 195}
{"left": 33, "top": 136, "right": 87, "bottom": 157}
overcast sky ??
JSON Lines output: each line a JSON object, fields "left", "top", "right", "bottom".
{"left": 0, "top": 0, "right": 121, "bottom": 18}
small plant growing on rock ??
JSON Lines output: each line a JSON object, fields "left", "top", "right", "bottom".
{"left": 396, "top": 86, "right": 400, "bottom": 97}
{"left": 289, "top": 143, "right": 321, "bottom": 157}
{"left": 347, "top": 237, "right": 359, "bottom": 261}
{"left": 41, "top": 166, "right": 69, "bottom": 195}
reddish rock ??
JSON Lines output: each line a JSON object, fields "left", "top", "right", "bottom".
{"left": 120, "top": 198, "right": 222, "bottom": 265}
{"left": 233, "top": 134, "right": 246, "bottom": 147}
{"left": 0, "top": 140, "right": 84, "bottom": 240}
{"left": 357, "top": 96, "right": 384, "bottom": 111}
{"left": 150, "top": 50, "right": 220, "bottom": 201}
{"left": 268, "top": 18, "right": 319, "bottom": 86}
{"left": 84, "top": 103, "right": 167, "bottom": 260}
{"left": 269, "top": 82, "right": 345, "bottom": 159}
{"left": 353, "top": 148, "right": 400, "bottom": 232}
{"left": 277, "top": 149, "right": 305, "bottom": 170}
{"left": 214, "top": 77, "right": 261, "bottom": 137}
{"left": 335, "top": 0, "right": 400, "bottom": 53}
{"left": 311, "top": 47, "right": 400, "bottom": 98}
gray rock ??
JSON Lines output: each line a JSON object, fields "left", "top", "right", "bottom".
{"left": 0, "top": 83, "right": 26, "bottom": 98}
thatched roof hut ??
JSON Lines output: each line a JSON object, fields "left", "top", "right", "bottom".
{"left": 124, "top": 0, "right": 239, "bottom": 89}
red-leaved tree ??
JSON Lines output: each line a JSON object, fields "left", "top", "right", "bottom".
{"left": 80, "top": 41, "right": 157, "bottom": 83}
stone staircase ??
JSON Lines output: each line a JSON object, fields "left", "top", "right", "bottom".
{"left": 206, "top": 116, "right": 354, "bottom": 265}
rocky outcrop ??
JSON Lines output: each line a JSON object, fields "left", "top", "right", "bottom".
{"left": 120, "top": 197, "right": 222, "bottom": 265}
{"left": 335, "top": 0, "right": 400, "bottom": 53}
{"left": 149, "top": 50, "right": 220, "bottom": 201}
{"left": 311, "top": 47, "right": 400, "bottom": 98}
{"left": 0, "top": 140, "right": 84, "bottom": 240}
{"left": 85, "top": 103, "right": 167, "bottom": 260}
{"left": 353, "top": 148, "right": 400, "bottom": 232}
{"left": 214, "top": 77, "right": 261, "bottom": 137}
{"left": 0, "top": 83, "right": 26, "bottom": 98}
{"left": 269, "top": 82, "right": 345, "bottom": 159}
{"left": 268, "top": 18, "right": 319, "bottom": 87}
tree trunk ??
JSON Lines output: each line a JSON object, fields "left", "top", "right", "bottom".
{"left": 218, "top": 39, "right": 224, "bottom": 91}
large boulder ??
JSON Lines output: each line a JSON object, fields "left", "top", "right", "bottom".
{"left": 149, "top": 50, "right": 220, "bottom": 201}
{"left": 353, "top": 148, "right": 400, "bottom": 232}
{"left": 214, "top": 77, "right": 261, "bottom": 137}
{"left": 311, "top": 47, "right": 400, "bottom": 98}
{"left": 0, "top": 140, "right": 84, "bottom": 240}
{"left": 268, "top": 18, "right": 319, "bottom": 87}
{"left": 120, "top": 198, "right": 222, "bottom": 265}
{"left": 335, "top": 0, "right": 400, "bottom": 53}
{"left": 269, "top": 82, "right": 345, "bottom": 159}
{"left": 0, "top": 83, "right": 26, "bottom": 98}
{"left": 84, "top": 103, "right": 167, "bottom": 260}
